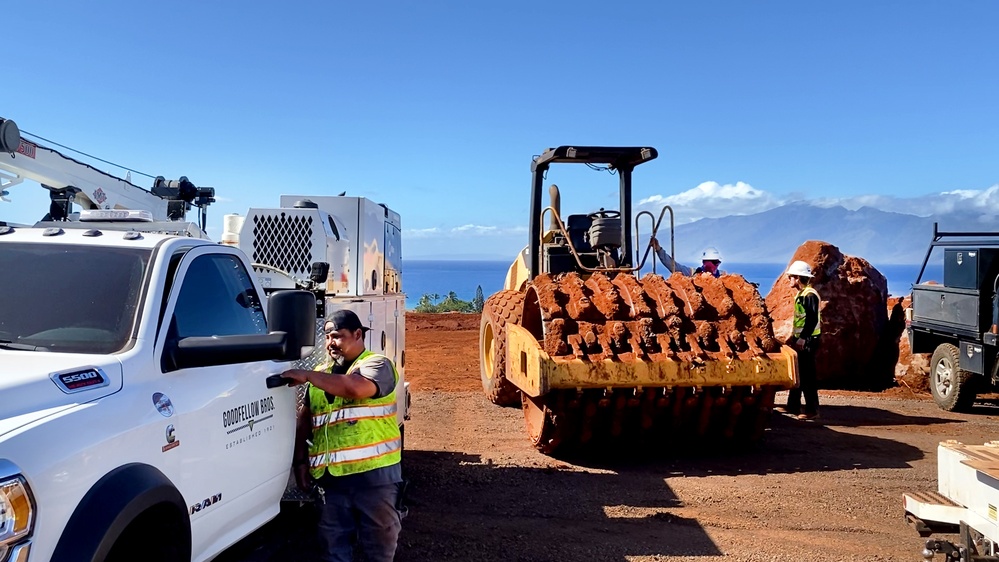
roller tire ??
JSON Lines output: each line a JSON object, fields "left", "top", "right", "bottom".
{"left": 479, "top": 290, "right": 525, "bottom": 407}
{"left": 930, "top": 343, "right": 978, "bottom": 412}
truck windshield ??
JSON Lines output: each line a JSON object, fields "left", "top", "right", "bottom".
{"left": 0, "top": 243, "right": 150, "bottom": 354}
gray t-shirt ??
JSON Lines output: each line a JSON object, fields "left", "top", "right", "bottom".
{"left": 318, "top": 352, "right": 402, "bottom": 490}
{"left": 346, "top": 353, "right": 396, "bottom": 399}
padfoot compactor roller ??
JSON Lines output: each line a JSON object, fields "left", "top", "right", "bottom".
{"left": 479, "top": 146, "right": 798, "bottom": 454}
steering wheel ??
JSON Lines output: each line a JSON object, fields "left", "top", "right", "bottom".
{"left": 587, "top": 209, "right": 621, "bottom": 220}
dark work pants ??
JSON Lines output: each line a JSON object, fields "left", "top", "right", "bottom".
{"left": 317, "top": 483, "right": 403, "bottom": 562}
{"left": 787, "top": 339, "right": 819, "bottom": 415}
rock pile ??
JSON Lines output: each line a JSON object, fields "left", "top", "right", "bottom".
{"left": 765, "top": 240, "right": 895, "bottom": 389}
{"left": 891, "top": 296, "right": 931, "bottom": 392}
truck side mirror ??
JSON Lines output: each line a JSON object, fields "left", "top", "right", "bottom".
{"left": 310, "top": 262, "right": 330, "bottom": 284}
{"left": 268, "top": 289, "right": 317, "bottom": 360}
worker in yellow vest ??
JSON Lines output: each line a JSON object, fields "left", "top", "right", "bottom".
{"left": 782, "top": 260, "right": 822, "bottom": 421}
{"left": 282, "top": 309, "right": 403, "bottom": 562}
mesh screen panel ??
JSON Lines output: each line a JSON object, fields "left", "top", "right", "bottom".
{"left": 251, "top": 213, "right": 315, "bottom": 276}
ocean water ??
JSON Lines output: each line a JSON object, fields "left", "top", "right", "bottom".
{"left": 401, "top": 260, "right": 940, "bottom": 310}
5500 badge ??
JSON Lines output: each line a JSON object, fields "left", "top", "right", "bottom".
{"left": 50, "top": 367, "right": 110, "bottom": 393}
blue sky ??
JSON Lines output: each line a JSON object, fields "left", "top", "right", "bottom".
{"left": 3, "top": 1, "right": 998, "bottom": 259}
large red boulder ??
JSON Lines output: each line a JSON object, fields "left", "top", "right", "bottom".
{"left": 765, "top": 241, "right": 891, "bottom": 389}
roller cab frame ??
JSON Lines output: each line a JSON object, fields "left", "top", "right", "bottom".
{"left": 527, "top": 146, "right": 658, "bottom": 279}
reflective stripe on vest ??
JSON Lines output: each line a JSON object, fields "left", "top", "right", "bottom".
{"left": 311, "top": 403, "right": 399, "bottom": 428}
{"left": 307, "top": 349, "right": 401, "bottom": 478}
{"left": 793, "top": 286, "right": 822, "bottom": 337}
{"left": 308, "top": 436, "right": 402, "bottom": 469}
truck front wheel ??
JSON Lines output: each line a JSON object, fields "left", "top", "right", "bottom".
{"left": 105, "top": 504, "right": 188, "bottom": 562}
{"left": 930, "top": 343, "right": 977, "bottom": 412}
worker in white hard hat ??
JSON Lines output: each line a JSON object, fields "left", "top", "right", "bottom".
{"left": 781, "top": 260, "right": 822, "bottom": 421}
{"left": 650, "top": 237, "right": 725, "bottom": 278}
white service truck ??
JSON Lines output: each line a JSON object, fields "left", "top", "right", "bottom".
{"left": 228, "top": 193, "right": 407, "bottom": 419}
{"left": 903, "top": 440, "right": 999, "bottom": 561}
{"left": 0, "top": 115, "right": 409, "bottom": 561}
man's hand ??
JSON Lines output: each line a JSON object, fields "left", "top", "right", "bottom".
{"left": 795, "top": 338, "right": 806, "bottom": 350}
{"left": 294, "top": 463, "right": 312, "bottom": 492}
{"left": 282, "top": 369, "right": 312, "bottom": 386}
{"left": 650, "top": 236, "right": 661, "bottom": 251}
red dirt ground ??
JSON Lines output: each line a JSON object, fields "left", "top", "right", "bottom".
{"left": 217, "top": 311, "right": 999, "bottom": 562}
{"left": 404, "top": 313, "right": 481, "bottom": 392}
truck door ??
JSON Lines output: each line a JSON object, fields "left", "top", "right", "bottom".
{"left": 154, "top": 246, "right": 297, "bottom": 557}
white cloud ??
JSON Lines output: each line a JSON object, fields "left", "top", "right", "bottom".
{"left": 639, "top": 181, "right": 999, "bottom": 224}
{"left": 404, "top": 225, "right": 528, "bottom": 259}
{"left": 940, "top": 189, "right": 981, "bottom": 199}
{"left": 810, "top": 183, "right": 999, "bottom": 218}
{"left": 406, "top": 224, "right": 526, "bottom": 238}
{"left": 453, "top": 224, "right": 498, "bottom": 234}
{"left": 638, "top": 181, "right": 784, "bottom": 223}
{"left": 811, "top": 194, "right": 893, "bottom": 210}
{"left": 406, "top": 227, "right": 441, "bottom": 238}
{"left": 404, "top": 182, "right": 999, "bottom": 259}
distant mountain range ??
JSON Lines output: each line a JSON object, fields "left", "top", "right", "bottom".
{"left": 403, "top": 202, "right": 999, "bottom": 264}
{"left": 662, "top": 202, "right": 999, "bottom": 265}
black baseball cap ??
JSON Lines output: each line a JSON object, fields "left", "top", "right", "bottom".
{"left": 324, "top": 309, "right": 370, "bottom": 334}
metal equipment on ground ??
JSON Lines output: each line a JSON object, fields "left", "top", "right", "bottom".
{"left": 479, "top": 146, "right": 798, "bottom": 454}
{"left": 903, "top": 440, "right": 999, "bottom": 561}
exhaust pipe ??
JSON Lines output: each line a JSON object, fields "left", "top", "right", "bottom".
{"left": 548, "top": 184, "right": 561, "bottom": 232}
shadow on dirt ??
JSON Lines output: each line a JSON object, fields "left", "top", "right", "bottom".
{"left": 212, "top": 501, "right": 320, "bottom": 562}
{"left": 215, "top": 450, "right": 723, "bottom": 561}
{"left": 215, "top": 406, "right": 949, "bottom": 561}
{"left": 801, "top": 403, "right": 964, "bottom": 428}
{"left": 555, "top": 407, "right": 932, "bottom": 476}
{"left": 398, "top": 450, "right": 720, "bottom": 561}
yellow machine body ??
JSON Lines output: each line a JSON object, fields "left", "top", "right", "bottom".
{"left": 506, "top": 323, "right": 799, "bottom": 398}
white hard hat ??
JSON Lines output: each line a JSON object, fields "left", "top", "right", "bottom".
{"left": 700, "top": 247, "right": 722, "bottom": 262}
{"left": 786, "top": 260, "right": 813, "bottom": 278}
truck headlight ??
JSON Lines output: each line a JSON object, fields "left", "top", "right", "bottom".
{"left": 0, "top": 476, "right": 33, "bottom": 561}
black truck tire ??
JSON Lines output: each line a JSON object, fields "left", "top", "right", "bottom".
{"left": 52, "top": 464, "right": 190, "bottom": 562}
{"left": 929, "top": 343, "right": 978, "bottom": 412}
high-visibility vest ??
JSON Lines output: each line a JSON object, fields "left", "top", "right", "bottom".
{"left": 793, "top": 286, "right": 822, "bottom": 338}
{"left": 307, "top": 350, "right": 401, "bottom": 478}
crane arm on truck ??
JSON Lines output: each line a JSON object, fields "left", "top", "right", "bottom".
{"left": 0, "top": 116, "right": 214, "bottom": 227}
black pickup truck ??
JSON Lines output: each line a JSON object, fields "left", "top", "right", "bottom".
{"left": 908, "top": 223, "right": 999, "bottom": 411}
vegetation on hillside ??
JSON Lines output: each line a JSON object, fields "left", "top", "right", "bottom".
{"left": 415, "top": 285, "right": 485, "bottom": 313}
